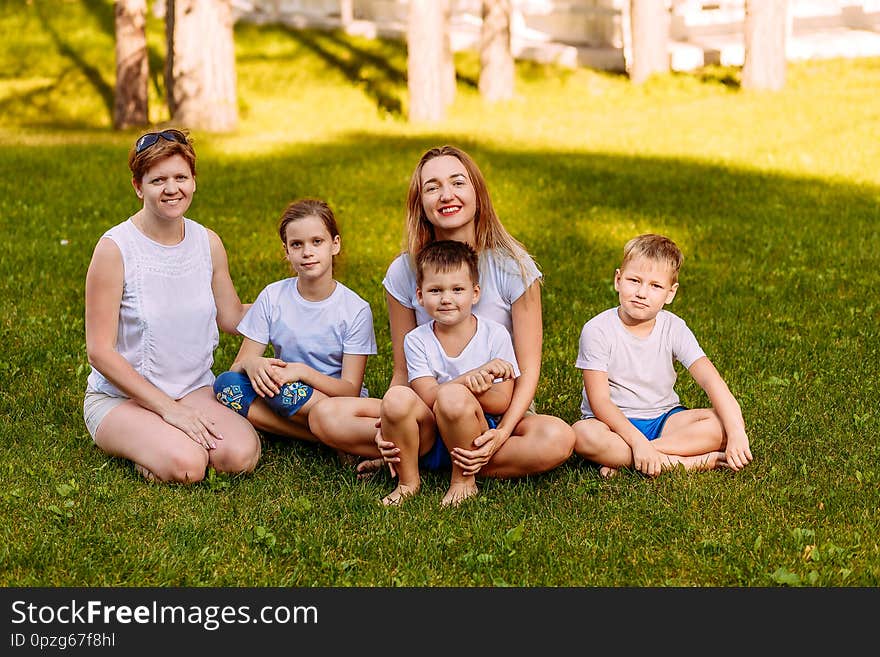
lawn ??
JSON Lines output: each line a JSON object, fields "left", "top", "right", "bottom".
{"left": 0, "top": 0, "right": 878, "bottom": 587}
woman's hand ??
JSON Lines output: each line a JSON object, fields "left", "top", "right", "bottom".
{"left": 463, "top": 370, "right": 495, "bottom": 395}
{"left": 162, "top": 401, "right": 224, "bottom": 450}
{"left": 480, "top": 358, "right": 516, "bottom": 381}
{"left": 374, "top": 419, "right": 400, "bottom": 478}
{"left": 451, "top": 425, "right": 510, "bottom": 476}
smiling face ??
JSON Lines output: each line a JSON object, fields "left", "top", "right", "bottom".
{"left": 133, "top": 154, "right": 195, "bottom": 222}
{"left": 419, "top": 155, "right": 478, "bottom": 241}
{"left": 282, "top": 214, "right": 340, "bottom": 282}
{"left": 417, "top": 262, "right": 480, "bottom": 328}
{"left": 614, "top": 256, "right": 678, "bottom": 328}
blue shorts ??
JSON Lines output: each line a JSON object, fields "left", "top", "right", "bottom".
{"left": 213, "top": 370, "right": 313, "bottom": 419}
{"left": 628, "top": 406, "right": 687, "bottom": 441}
{"left": 419, "top": 413, "right": 500, "bottom": 471}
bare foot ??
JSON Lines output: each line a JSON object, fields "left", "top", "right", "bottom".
{"left": 134, "top": 463, "right": 157, "bottom": 482}
{"left": 678, "top": 451, "right": 729, "bottom": 471}
{"left": 356, "top": 457, "right": 385, "bottom": 480}
{"left": 441, "top": 481, "right": 478, "bottom": 507}
{"left": 599, "top": 466, "right": 618, "bottom": 479}
{"left": 381, "top": 483, "right": 419, "bottom": 506}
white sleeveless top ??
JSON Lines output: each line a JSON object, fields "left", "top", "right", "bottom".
{"left": 86, "top": 217, "right": 219, "bottom": 400}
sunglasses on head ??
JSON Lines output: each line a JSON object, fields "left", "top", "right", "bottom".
{"left": 135, "top": 130, "right": 188, "bottom": 154}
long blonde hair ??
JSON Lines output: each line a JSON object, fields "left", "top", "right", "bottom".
{"left": 404, "top": 145, "right": 538, "bottom": 283}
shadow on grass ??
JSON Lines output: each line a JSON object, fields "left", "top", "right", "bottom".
{"left": 282, "top": 27, "right": 407, "bottom": 117}
{"left": 34, "top": 2, "right": 114, "bottom": 120}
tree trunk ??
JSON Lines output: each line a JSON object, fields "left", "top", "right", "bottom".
{"left": 165, "top": 0, "right": 238, "bottom": 132}
{"left": 340, "top": 0, "right": 353, "bottom": 27}
{"left": 441, "top": 0, "right": 456, "bottom": 106}
{"left": 629, "top": 0, "right": 669, "bottom": 84}
{"left": 742, "top": 0, "right": 788, "bottom": 91}
{"left": 113, "top": 0, "right": 149, "bottom": 129}
{"left": 407, "top": 0, "right": 445, "bottom": 122}
{"left": 479, "top": 0, "right": 514, "bottom": 102}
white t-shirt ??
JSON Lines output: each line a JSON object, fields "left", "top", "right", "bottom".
{"left": 404, "top": 316, "right": 520, "bottom": 385}
{"left": 576, "top": 308, "right": 705, "bottom": 419}
{"left": 237, "top": 278, "right": 376, "bottom": 396}
{"left": 383, "top": 247, "right": 541, "bottom": 335}
{"left": 86, "top": 217, "right": 218, "bottom": 400}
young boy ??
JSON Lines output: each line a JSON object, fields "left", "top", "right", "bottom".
{"left": 386, "top": 239, "right": 519, "bottom": 507}
{"left": 573, "top": 233, "right": 752, "bottom": 478}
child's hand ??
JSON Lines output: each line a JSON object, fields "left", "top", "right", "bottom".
{"left": 480, "top": 358, "right": 515, "bottom": 381}
{"left": 243, "top": 357, "right": 288, "bottom": 397}
{"left": 631, "top": 440, "right": 667, "bottom": 477}
{"left": 464, "top": 370, "right": 495, "bottom": 395}
{"left": 272, "top": 362, "right": 309, "bottom": 386}
{"left": 724, "top": 428, "right": 753, "bottom": 471}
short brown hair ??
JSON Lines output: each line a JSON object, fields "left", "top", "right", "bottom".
{"left": 278, "top": 198, "right": 340, "bottom": 243}
{"left": 415, "top": 240, "right": 479, "bottom": 287}
{"left": 128, "top": 128, "right": 196, "bottom": 182}
{"left": 621, "top": 234, "right": 683, "bottom": 283}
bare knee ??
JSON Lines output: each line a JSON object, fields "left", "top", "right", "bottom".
{"left": 307, "top": 397, "right": 335, "bottom": 437}
{"left": 157, "top": 449, "right": 210, "bottom": 484}
{"left": 381, "top": 385, "right": 423, "bottom": 424}
{"left": 534, "top": 416, "right": 576, "bottom": 469}
{"left": 433, "top": 383, "right": 477, "bottom": 423}
{"left": 573, "top": 419, "right": 608, "bottom": 461}
{"left": 211, "top": 430, "right": 261, "bottom": 475}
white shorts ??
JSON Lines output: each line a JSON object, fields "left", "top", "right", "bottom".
{"left": 83, "top": 389, "right": 127, "bottom": 441}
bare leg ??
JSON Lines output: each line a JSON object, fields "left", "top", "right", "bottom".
{"left": 309, "top": 396, "right": 383, "bottom": 457}
{"left": 378, "top": 386, "right": 435, "bottom": 505}
{"left": 574, "top": 416, "right": 729, "bottom": 476}
{"left": 183, "top": 387, "right": 261, "bottom": 475}
{"left": 479, "top": 414, "right": 575, "bottom": 479}
{"left": 96, "top": 402, "right": 209, "bottom": 483}
{"left": 243, "top": 390, "right": 326, "bottom": 442}
{"left": 652, "top": 408, "right": 726, "bottom": 456}
{"left": 434, "top": 384, "right": 486, "bottom": 507}
{"left": 573, "top": 418, "right": 634, "bottom": 470}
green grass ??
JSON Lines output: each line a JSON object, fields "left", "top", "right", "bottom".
{"left": 1, "top": 0, "right": 879, "bottom": 587}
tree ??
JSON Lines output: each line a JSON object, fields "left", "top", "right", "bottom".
{"left": 113, "top": 0, "right": 149, "bottom": 129}
{"left": 479, "top": 0, "right": 514, "bottom": 102}
{"left": 165, "top": 0, "right": 238, "bottom": 131}
{"left": 742, "top": 0, "right": 788, "bottom": 91}
{"left": 441, "top": 0, "right": 456, "bottom": 106}
{"left": 407, "top": 0, "right": 445, "bottom": 122}
{"left": 628, "top": 0, "right": 669, "bottom": 84}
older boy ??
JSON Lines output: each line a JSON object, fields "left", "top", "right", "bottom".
{"left": 383, "top": 240, "right": 519, "bottom": 506}
{"left": 573, "top": 234, "right": 752, "bottom": 478}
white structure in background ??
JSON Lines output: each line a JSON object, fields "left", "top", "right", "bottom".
{"left": 237, "top": 1, "right": 880, "bottom": 72}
